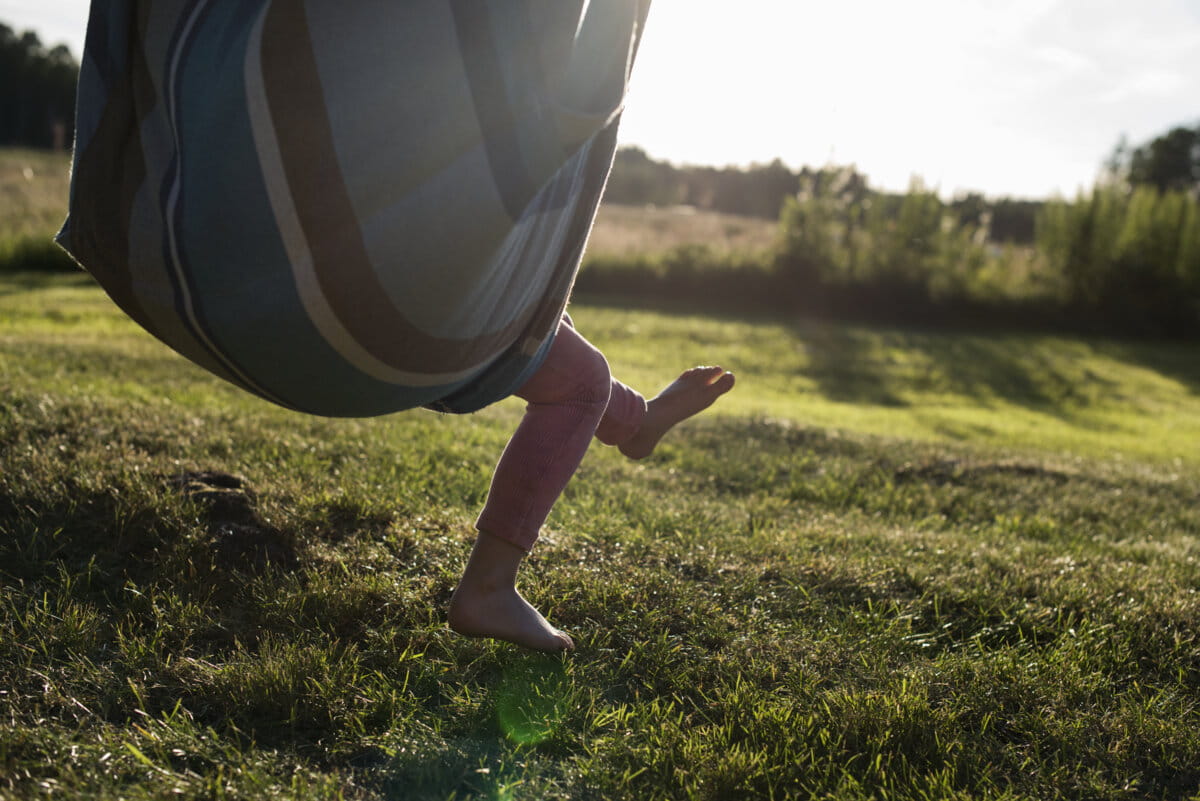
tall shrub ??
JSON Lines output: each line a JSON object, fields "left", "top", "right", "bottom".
{"left": 1037, "top": 184, "right": 1200, "bottom": 334}
{"left": 776, "top": 173, "right": 995, "bottom": 311}
{"left": 776, "top": 171, "right": 855, "bottom": 289}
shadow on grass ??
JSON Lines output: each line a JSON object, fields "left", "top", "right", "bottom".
{"left": 686, "top": 416, "right": 1200, "bottom": 537}
{"left": 0, "top": 233, "right": 80, "bottom": 272}
{"left": 794, "top": 322, "right": 1120, "bottom": 414}
{"left": 0, "top": 265, "right": 88, "bottom": 294}
{"left": 577, "top": 292, "right": 1197, "bottom": 415}
{"left": 0, "top": 472, "right": 298, "bottom": 592}
{"left": 0, "top": 473, "right": 475, "bottom": 761}
{"left": 797, "top": 324, "right": 908, "bottom": 407}
{"left": 1094, "top": 338, "right": 1200, "bottom": 397}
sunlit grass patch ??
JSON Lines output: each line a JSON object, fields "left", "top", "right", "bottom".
{"left": 573, "top": 303, "right": 1200, "bottom": 467}
{"left": 2, "top": 273, "right": 1199, "bottom": 800}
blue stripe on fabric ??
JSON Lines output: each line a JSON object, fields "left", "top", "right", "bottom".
{"left": 160, "top": 0, "right": 289, "bottom": 406}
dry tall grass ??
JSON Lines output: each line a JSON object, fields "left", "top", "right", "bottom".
{"left": 0, "top": 151, "right": 781, "bottom": 261}
{"left": 0, "top": 148, "right": 71, "bottom": 243}
{"left": 588, "top": 203, "right": 778, "bottom": 257}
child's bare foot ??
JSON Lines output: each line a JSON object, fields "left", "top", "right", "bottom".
{"left": 448, "top": 584, "right": 574, "bottom": 652}
{"left": 447, "top": 530, "right": 574, "bottom": 652}
{"left": 620, "top": 366, "right": 735, "bottom": 460}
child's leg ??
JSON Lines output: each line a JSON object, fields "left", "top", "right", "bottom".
{"left": 475, "top": 322, "right": 619, "bottom": 552}
{"left": 448, "top": 318, "right": 735, "bottom": 651}
{"left": 450, "top": 322, "right": 616, "bottom": 651}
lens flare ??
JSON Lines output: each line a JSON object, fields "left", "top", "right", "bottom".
{"left": 495, "top": 659, "right": 570, "bottom": 745}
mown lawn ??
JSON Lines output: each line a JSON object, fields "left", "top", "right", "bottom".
{"left": 1, "top": 272, "right": 1199, "bottom": 800}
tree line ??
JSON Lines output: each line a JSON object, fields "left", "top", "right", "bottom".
{"left": 607, "top": 121, "right": 1200, "bottom": 251}
{"left": 606, "top": 146, "right": 1047, "bottom": 246}
{"left": 0, "top": 23, "right": 77, "bottom": 150}
{"left": 589, "top": 123, "right": 1200, "bottom": 337}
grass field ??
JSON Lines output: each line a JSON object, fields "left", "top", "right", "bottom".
{"left": 0, "top": 148, "right": 75, "bottom": 273}
{"left": 0, "top": 149, "right": 70, "bottom": 243}
{"left": 2, "top": 270, "right": 1199, "bottom": 800}
{"left": 587, "top": 204, "right": 778, "bottom": 258}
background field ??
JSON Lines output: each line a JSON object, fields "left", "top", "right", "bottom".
{"left": 588, "top": 204, "right": 778, "bottom": 258}
{"left": 0, "top": 149, "right": 68, "bottom": 238}
{"left": 0, "top": 148, "right": 73, "bottom": 272}
{"left": 2, "top": 269, "right": 1199, "bottom": 800}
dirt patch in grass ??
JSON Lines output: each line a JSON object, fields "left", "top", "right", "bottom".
{"left": 172, "top": 470, "right": 298, "bottom": 572}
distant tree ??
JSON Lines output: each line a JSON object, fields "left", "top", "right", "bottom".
{"left": 988, "top": 199, "right": 1041, "bottom": 245}
{"left": 0, "top": 22, "right": 78, "bottom": 149}
{"left": 604, "top": 146, "right": 686, "bottom": 206}
{"left": 606, "top": 149, "right": 803, "bottom": 219}
{"left": 604, "top": 146, "right": 1038, "bottom": 251}
{"left": 739, "top": 159, "right": 801, "bottom": 219}
{"left": 950, "top": 192, "right": 988, "bottom": 229}
{"left": 1038, "top": 182, "right": 1200, "bottom": 334}
{"left": 1109, "top": 124, "right": 1200, "bottom": 195}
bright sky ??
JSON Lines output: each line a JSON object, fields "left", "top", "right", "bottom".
{"left": 4, "top": 0, "right": 1199, "bottom": 199}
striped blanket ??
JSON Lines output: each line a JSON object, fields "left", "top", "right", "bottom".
{"left": 58, "top": 0, "right": 650, "bottom": 416}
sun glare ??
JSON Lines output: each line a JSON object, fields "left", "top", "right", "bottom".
{"left": 623, "top": 0, "right": 1199, "bottom": 198}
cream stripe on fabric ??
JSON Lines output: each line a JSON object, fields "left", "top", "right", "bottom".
{"left": 256, "top": 0, "right": 537, "bottom": 377}
{"left": 244, "top": 4, "right": 485, "bottom": 388}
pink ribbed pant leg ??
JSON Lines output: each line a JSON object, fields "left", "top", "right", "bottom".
{"left": 475, "top": 319, "right": 647, "bottom": 551}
